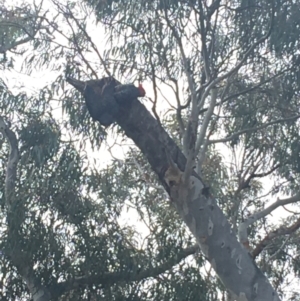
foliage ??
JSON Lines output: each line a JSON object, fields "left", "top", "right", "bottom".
{"left": 1, "top": 0, "right": 300, "bottom": 300}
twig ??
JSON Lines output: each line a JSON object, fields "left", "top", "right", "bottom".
{"left": 209, "top": 115, "right": 300, "bottom": 144}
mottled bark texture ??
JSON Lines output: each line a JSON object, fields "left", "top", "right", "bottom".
{"left": 67, "top": 76, "right": 280, "bottom": 301}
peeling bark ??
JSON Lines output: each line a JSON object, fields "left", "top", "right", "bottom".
{"left": 67, "top": 77, "right": 281, "bottom": 301}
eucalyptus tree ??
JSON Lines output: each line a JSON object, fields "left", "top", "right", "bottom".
{"left": 1, "top": 0, "right": 300, "bottom": 300}
{"left": 0, "top": 2, "right": 209, "bottom": 301}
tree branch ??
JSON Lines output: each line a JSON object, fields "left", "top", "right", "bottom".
{"left": 51, "top": 244, "right": 199, "bottom": 298}
{"left": 194, "top": 87, "right": 217, "bottom": 157}
{"left": 208, "top": 115, "right": 300, "bottom": 144}
{"left": 67, "top": 8, "right": 111, "bottom": 77}
{"left": 164, "top": 12, "right": 199, "bottom": 184}
{"left": 0, "top": 116, "right": 19, "bottom": 207}
{"left": 238, "top": 193, "right": 300, "bottom": 249}
{"left": 197, "top": 0, "right": 275, "bottom": 111}
{"left": 252, "top": 218, "right": 300, "bottom": 258}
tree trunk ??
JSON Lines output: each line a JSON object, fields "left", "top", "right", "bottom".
{"left": 67, "top": 77, "right": 281, "bottom": 301}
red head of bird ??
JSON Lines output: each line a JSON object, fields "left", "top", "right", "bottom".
{"left": 138, "top": 83, "right": 146, "bottom": 97}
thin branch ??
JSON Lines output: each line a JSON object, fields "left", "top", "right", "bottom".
{"left": 238, "top": 163, "right": 280, "bottom": 198}
{"left": 209, "top": 115, "right": 300, "bottom": 144}
{"left": 166, "top": 19, "right": 197, "bottom": 99}
{"left": 282, "top": 205, "right": 300, "bottom": 215}
{"left": 68, "top": 9, "right": 111, "bottom": 77}
{"left": 238, "top": 192, "right": 300, "bottom": 248}
{"left": 197, "top": 1, "right": 275, "bottom": 110}
{"left": 195, "top": 87, "right": 217, "bottom": 155}
{"left": 269, "top": 236, "right": 290, "bottom": 261}
{"left": 64, "top": 16, "right": 98, "bottom": 79}
{"left": 51, "top": 244, "right": 199, "bottom": 298}
{"left": 148, "top": 31, "right": 160, "bottom": 125}
{"left": 0, "top": 35, "right": 32, "bottom": 53}
{"left": 251, "top": 193, "right": 300, "bottom": 223}
{"left": 241, "top": 181, "right": 289, "bottom": 216}
{"left": 164, "top": 11, "right": 202, "bottom": 185}
{"left": 197, "top": 1, "right": 211, "bottom": 80}
{"left": 169, "top": 78, "right": 185, "bottom": 137}
{"left": 0, "top": 13, "right": 45, "bottom": 53}
{"left": 222, "top": 68, "right": 291, "bottom": 103}
{"left": 252, "top": 218, "right": 300, "bottom": 258}
{"left": 197, "top": 68, "right": 290, "bottom": 116}
{"left": 51, "top": 0, "right": 99, "bottom": 78}
{"left": 197, "top": 91, "right": 222, "bottom": 172}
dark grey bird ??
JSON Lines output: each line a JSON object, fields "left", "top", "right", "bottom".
{"left": 66, "top": 77, "right": 121, "bottom": 126}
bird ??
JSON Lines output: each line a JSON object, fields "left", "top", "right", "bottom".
{"left": 83, "top": 77, "right": 120, "bottom": 126}
{"left": 66, "top": 77, "right": 146, "bottom": 126}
